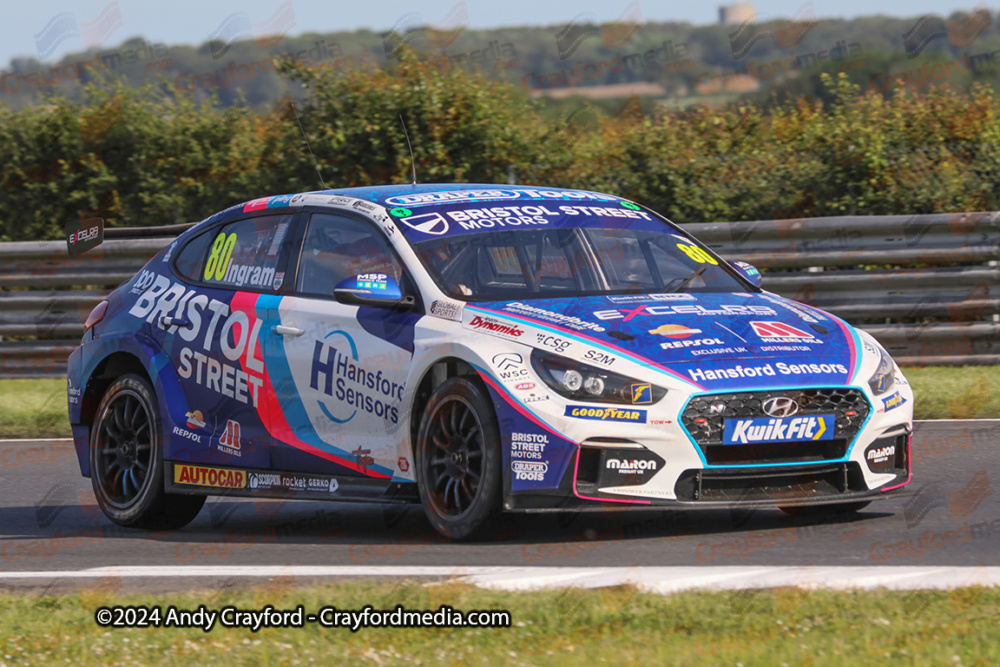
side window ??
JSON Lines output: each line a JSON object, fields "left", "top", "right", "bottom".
{"left": 175, "top": 214, "right": 293, "bottom": 292}
{"left": 296, "top": 213, "right": 405, "bottom": 298}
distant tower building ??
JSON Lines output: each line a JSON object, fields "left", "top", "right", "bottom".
{"left": 719, "top": 2, "right": 755, "bottom": 25}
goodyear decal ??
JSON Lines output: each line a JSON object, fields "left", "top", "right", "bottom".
{"left": 882, "top": 391, "right": 906, "bottom": 412}
{"left": 565, "top": 406, "right": 646, "bottom": 423}
{"left": 173, "top": 464, "right": 246, "bottom": 489}
{"left": 723, "top": 415, "right": 834, "bottom": 445}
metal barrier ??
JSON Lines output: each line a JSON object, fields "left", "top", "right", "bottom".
{"left": 1, "top": 212, "right": 998, "bottom": 377}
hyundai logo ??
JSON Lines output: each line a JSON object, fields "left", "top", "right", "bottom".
{"left": 763, "top": 396, "right": 799, "bottom": 417}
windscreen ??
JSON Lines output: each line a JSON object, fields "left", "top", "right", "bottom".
{"left": 397, "top": 198, "right": 747, "bottom": 301}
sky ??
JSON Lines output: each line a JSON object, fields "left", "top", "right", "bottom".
{"left": 2, "top": 0, "right": 987, "bottom": 66}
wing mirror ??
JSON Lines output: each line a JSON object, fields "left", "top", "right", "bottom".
{"left": 333, "top": 273, "right": 415, "bottom": 309}
{"left": 730, "top": 260, "right": 763, "bottom": 288}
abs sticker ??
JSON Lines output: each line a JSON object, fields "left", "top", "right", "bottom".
{"left": 676, "top": 243, "right": 718, "bottom": 265}
{"left": 565, "top": 406, "right": 646, "bottom": 422}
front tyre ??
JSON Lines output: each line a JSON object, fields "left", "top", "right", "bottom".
{"left": 90, "top": 374, "right": 205, "bottom": 530}
{"left": 415, "top": 377, "right": 502, "bottom": 540}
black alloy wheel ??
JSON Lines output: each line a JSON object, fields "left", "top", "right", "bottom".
{"left": 90, "top": 374, "right": 205, "bottom": 529}
{"left": 415, "top": 377, "right": 502, "bottom": 540}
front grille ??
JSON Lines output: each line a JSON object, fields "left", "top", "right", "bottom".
{"left": 681, "top": 388, "right": 870, "bottom": 465}
{"left": 675, "top": 463, "right": 868, "bottom": 502}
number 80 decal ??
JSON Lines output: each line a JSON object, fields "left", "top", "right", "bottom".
{"left": 204, "top": 233, "right": 237, "bottom": 281}
{"left": 676, "top": 243, "right": 718, "bottom": 265}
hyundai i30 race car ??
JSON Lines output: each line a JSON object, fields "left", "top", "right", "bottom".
{"left": 67, "top": 184, "right": 913, "bottom": 539}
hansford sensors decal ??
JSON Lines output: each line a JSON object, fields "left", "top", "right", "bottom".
{"left": 310, "top": 330, "right": 405, "bottom": 424}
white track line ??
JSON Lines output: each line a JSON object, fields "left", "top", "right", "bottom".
{"left": 1, "top": 566, "right": 997, "bottom": 591}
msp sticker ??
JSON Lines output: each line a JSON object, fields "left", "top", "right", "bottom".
{"left": 390, "top": 207, "right": 412, "bottom": 217}
{"left": 621, "top": 201, "right": 641, "bottom": 210}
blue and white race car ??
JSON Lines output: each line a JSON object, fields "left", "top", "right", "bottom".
{"left": 67, "top": 184, "right": 913, "bottom": 539}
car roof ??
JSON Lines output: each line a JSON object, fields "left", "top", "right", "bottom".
{"left": 319, "top": 183, "right": 620, "bottom": 207}
{"left": 198, "top": 183, "right": 632, "bottom": 231}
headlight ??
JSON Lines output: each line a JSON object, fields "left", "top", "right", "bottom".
{"left": 868, "top": 346, "right": 896, "bottom": 395}
{"left": 530, "top": 349, "right": 666, "bottom": 405}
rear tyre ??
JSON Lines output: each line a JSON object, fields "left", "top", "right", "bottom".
{"left": 90, "top": 374, "right": 205, "bottom": 530}
{"left": 414, "top": 377, "right": 502, "bottom": 540}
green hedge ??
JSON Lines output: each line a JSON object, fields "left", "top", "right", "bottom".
{"left": 1, "top": 51, "right": 998, "bottom": 242}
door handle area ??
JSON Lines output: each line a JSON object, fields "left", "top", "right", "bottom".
{"left": 273, "top": 325, "right": 304, "bottom": 337}
{"left": 159, "top": 316, "right": 190, "bottom": 328}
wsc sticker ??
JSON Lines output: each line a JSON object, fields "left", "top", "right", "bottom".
{"left": 389, "top": 207, "right": 412, "bottom": 217}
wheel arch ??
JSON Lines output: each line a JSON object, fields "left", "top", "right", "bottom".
{"left": 407, "top": 356, "right": 485, "bottom": 454}
{"left": 81, "top": 352, "right": 153, "bottom": 427}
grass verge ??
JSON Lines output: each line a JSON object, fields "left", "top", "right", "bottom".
{"left": 900, "top": 366, "right": 1000, "bottom": 420}
{"left": 0, "top": 367, "right": 997, "bottom": 439}
{"left": 0, "top": 378, "right": 68, "bottom": 439}
{"left": 0, "top": 582, "right": 997, "bottom": 666}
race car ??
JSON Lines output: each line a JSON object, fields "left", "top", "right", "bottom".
{"left": 67, "top": 184, "right": 913, "bottom": 539}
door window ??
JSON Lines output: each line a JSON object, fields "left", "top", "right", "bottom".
{"left": 296, "top": 213, "right": 406, "bottom": 297}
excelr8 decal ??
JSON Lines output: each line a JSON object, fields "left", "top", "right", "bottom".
{"left": 723, "top": 415, "right": 835, "bottom": 445}
{"left": 593, "top": 304, "right": 776, "bottom": 320}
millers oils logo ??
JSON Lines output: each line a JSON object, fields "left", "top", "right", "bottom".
{"left": 749, "top": 321, "right": 821, "bottom": 343}
{"left": 173, "top": 464, "right": 246, "bottom": 489}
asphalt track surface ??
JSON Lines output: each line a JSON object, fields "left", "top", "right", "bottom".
{"left": 1, "top": 421, "right": 997, "bottom": 590}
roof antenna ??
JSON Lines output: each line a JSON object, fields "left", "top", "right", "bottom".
{"left": 290, "top": 101, "right": 327, "bottom": 189}
{"left": 398, "top": 113, "right": 418, "bottom": 185}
